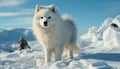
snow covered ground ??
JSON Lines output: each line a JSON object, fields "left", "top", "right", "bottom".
{"left": 0, "top": 15, "right": 120, "bottom": 69}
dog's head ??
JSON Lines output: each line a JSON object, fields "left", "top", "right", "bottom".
{"left": 34, "top": 4, "right": 58, "bottom": 28}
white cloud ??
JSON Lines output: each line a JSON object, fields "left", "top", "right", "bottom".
{"left": 0, "top": 12, "right": 15, "bottom": 16}
{"left": 0, "top": 12, "right": 31, "bottom": 16}
{"left": 0, "top": 0, "right": 25, "bottom": 7}
{"left": 0, "top": 17, "right": 33, "bottom": 27}
{"left": 0, "top": 8, "right": 34, "bottom": 17}
{"left": 0, "top": 22, "right": 32, "bottom": 29}
{"left": 20, "top": 8, "right": 34, "bottom": 13}
{"left": 15, "top": 17, "right": 33, "bottom": 24}
{"left": 0, "top": 16, "right": 33, "bottom": 24}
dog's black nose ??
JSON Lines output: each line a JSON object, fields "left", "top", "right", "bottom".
{"left": 44, "top": 21, "right": 48, "bottom": 26}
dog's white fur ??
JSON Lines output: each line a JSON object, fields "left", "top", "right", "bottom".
{"left": 33, "top": 5, "right": 77, "bottom": 64}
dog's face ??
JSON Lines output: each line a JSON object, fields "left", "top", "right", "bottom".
{"left": 34, "top": 5, "right": 58, "bottom": 28}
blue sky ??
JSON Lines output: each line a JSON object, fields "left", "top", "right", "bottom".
{"left": 0, "top": 0, "right": 120, "bottom": 33}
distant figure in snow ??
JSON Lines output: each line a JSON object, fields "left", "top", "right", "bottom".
{"left": 110, "top": 23, "right": 118, "bottom": 28}
{"left": 18, "top": 37, "right": 31, "bottom": 50}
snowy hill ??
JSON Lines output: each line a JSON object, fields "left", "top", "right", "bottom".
{"left": 0, "top": 28, "right": 35, "bottom": 43}
{"left": 0, "top": 28, "right": 35, "bottom": 52}
{"left": 0, "top": 15, "right": 120, "bottom": 69}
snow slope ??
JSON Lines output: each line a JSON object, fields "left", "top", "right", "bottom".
{"left": 0, "top": 15, "right": 120, "bottom": 69}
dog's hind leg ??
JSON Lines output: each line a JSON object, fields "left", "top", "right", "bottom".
{"left": 66, "top": 44, "right": 73, "bottom": 59}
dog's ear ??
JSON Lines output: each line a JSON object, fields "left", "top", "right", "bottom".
{"left": 35, "top": 5, "right": 40, "bottom": 14}
{"left": 50, "top": 4, "right": 57, "bottom": 13}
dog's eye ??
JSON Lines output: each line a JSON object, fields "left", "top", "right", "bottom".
{"left": 40, "top": 17, "right": 43, "bottom": 19}
{"left": 48, "top": 16, "right": 51, "bottom": 19}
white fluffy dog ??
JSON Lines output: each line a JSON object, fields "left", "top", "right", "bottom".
{"left": 33, "top": 4, "right": 77, "bottom": 64}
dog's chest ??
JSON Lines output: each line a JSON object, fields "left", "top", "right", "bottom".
{"left": 39, "top": 29, "right": 59, "bottom": 47}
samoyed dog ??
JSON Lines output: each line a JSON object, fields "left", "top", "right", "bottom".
{"left": 33, "top": 4, "right": 77, "bottom": 64}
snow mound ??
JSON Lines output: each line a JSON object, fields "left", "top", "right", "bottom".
{"left": 0, "top": 28, "right": 35, "bottom": 52}
{"left": 103, "top": 27, "right": 120, "bottom": 48}
{"left": 79, "top": 15, "right": 120, "bottom": 53}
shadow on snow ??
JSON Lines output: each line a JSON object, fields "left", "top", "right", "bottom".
{"left": 81, "top": 53, "right": 120, "bottom": 62}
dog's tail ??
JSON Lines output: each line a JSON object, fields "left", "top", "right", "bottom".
{"left": 61, "top": 14, "right": 75, "bottom": 25}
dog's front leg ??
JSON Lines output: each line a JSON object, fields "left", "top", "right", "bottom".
{"left": 44, "top": 48, "right": 51, "bottom": 64}
{"left": 55, "top": 46, "right": 64, "bottom": 61}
